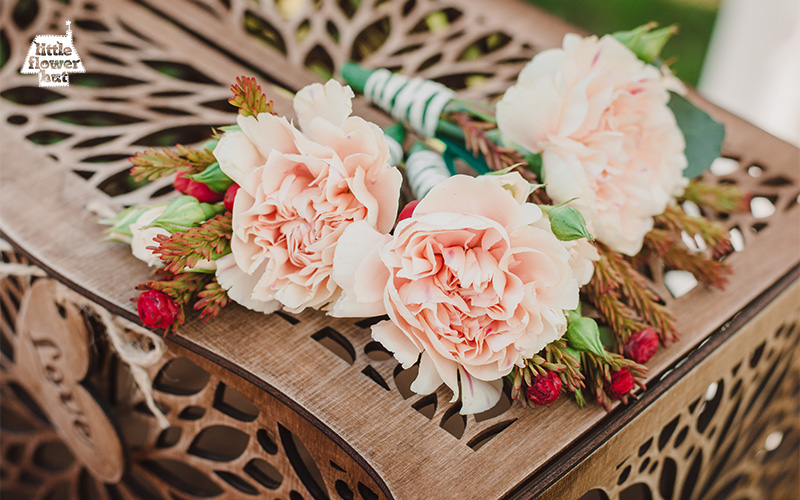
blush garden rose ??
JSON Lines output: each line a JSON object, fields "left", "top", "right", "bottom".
{"left": 213, "top": 80, "right": 403, "bottom": 313}
{"left": 331, "top": 174, "right": 588, "bottom": 413}
{"left": 497, "top": 33, "right": 688, "bottom": 256}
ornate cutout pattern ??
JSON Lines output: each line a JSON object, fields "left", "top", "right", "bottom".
{"left": 0, "top": 246, "right": 388, "bottom": 499}
{"left": 569, "top": 314, "right": 800, "bottom": 500}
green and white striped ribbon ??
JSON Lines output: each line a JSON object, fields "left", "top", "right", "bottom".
{"left": 405, "top": 144, "right": 452, "bottom": 199}
{"left": 363, "top": 69, "right": 454, "bottom": 138}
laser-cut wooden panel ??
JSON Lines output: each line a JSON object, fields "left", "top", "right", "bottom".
{"left": 0, "top": 265, "right": 387, "bottom": 499}
{"left": 535, "top": 280, "right": 800, "bottom": 500}
{"left": 1, "top": 0, "right": 798, "bottom": 498}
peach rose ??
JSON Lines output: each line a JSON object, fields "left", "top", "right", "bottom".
{"left": 331, "top": 175, "right": 581, "bottom": 414}
{"left": 213, "top": 80, "right": 403, "bottom": 312}
{"left": 497, "top": 33, "right": 688, "bottom": 256}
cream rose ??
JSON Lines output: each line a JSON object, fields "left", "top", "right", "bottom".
{"left": 213, "top": 80, "right": 403, "bottom": 313}
{"left": 331, "top": 175, "right": 581, "bottom": 414}
{"left": 497, "top": 33, "right": 688, "bottom": 256}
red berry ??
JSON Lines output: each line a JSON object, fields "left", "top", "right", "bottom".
{"left": 137, "top": 290, "right": 179, "bottom": 330}
{"left": 174, "top": 172, "right": 224, "bottom": 203}
{"left": 604, "top": 368, "right": 636, "bottom": 400}
{"left": 398, "top": 200, "right": 420, "bottom": 222}
{"left": 623, "top": 327, "right": 659, "bottom": 364}
{"left": 224, "top": 183, "right": 241, "bottom": 212}
{"left": 526, "top": 371, "right": 562, "bottom": 406}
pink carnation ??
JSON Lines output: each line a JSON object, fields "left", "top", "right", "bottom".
{"left": 213, "top": 80, "right": 403, "bottom": 312}
{"left": 331, "top": 175, "right": 581, "bottom": 414}
{"left": 497, "top": 34, "right": 688, "bottom": 256}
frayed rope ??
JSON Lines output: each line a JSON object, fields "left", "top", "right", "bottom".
{"left": 0, "top": 249, "right": 170, "bottom": 429}
{"left": 54, "top": 285, "right": 170, "bottom": 429}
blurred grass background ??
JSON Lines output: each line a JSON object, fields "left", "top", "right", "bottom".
{"left": 526, "top": 0, "right": 721, "bottom": 86}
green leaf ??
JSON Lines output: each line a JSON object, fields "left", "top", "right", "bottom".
{"left": 200, "top": 138, "right": 219, "bottom": 151}
{"left": 668, "top": 92, "right": 725, "bottom": 179}
{"left": 439, "top": 135, "right": 490, "bottom": 175}
{"left": 523, "top": 151, "right": 543, "bottom": 179}
{"left": 444, "top": 98, "right": 497, "bottom": 123}
{"left": 186, "top": 162, "right": 233, "bottom": 193}
{"left": 100, "top": 205, "right": 155, "bottom": 243}
{"left": 566, "top": 317, "right": 612, "bottom": 361}
{"left": 598, "top": 326, "right": 616, "bottom": 349}
{"left": 150, "top": 196, "right": 225, "bottom": 234}
{"left": 442, "top": 148, "right": 458, "bottom": 176}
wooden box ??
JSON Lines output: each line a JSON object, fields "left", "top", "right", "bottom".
{"left": 1, "top": 0, "right": 798, "bottom": 498}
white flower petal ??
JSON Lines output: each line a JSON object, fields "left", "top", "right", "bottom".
{"left": 130, "top": 207, "right": 168, "bottom": 268}
{"left": 372, "top": 320, "right": 420, "bottom": 369}
{"left": 294, "top": 80, "right": 354, "bottom": 133}
{"left": 410, "top": 351, "right": 445, "bottom": 395}
{"left": 215, "top": 254, "right": 281, "bottom": 314}
{"left": 458, "top": 369, "right": 503, "bottom": 415}
{"left": 213, "top": 130, "right": 265, "bottom": 190}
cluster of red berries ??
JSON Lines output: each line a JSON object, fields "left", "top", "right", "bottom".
{"left": 523, "top": 327, "right": 659, "bottom": 406}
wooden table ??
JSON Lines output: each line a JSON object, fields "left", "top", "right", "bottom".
{"left": 1, "top": 0, "right": 798, "bottom": 498}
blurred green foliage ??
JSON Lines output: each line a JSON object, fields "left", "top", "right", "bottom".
{"left": 526, "top": 0, "right": 720, "bottom": 85}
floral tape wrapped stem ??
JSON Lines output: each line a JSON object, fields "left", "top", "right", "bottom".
{"left": 341, "top": 62, "right": 454, "bottom": 139}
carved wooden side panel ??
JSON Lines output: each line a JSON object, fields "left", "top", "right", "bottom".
{"left": 537, "top": 280, "right": 800, "bottom": 500}
{"left": 0, "top": 245, "right": 387, "bottom": 500}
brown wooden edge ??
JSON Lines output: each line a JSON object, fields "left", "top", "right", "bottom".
{"left": 503, "top": 263, "right": 800, "bottom": 499}
{"left": 0, "top": 229, "right": 396, "bottom": 500}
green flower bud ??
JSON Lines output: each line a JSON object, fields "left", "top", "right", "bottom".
{"left": 186, "top": 162, "right": 233, "bottom": 193}
{"left": 101, "top": 205, "right": 159, "bottom": 243}
{"left": 566, "top": 304, "right": 582, "bottom": 323}
{"left": 149, "top": 196, "right": 225, "bottom": 234}
{"left": 613, "top": 22, "right": 678, "bottom": 64}
{"left": 540, "top": 204, "right": 594, "bottom": 241}
{"left": 566, "top": 317, "right": 612, "bottom": 361}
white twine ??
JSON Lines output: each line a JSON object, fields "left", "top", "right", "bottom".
{"left": 54, "top": 285, "right": 170, "bottom": 429}
{"left": 85, "top": 199, "right": 121, "bottom": 220}
{"left": 405, "top": 149, "right": 452, "bottom": 199}
{"left": 385, "top": 134, "right": 404, "bottom": 166}
{"left": 364, "top": 70, "right": 454, "bottom": 138}
{"left": 0, "top": 241, "right": 171, "bottom": 429}
{"left": 0, "top": 262, "right": 47, "bottom": 279}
